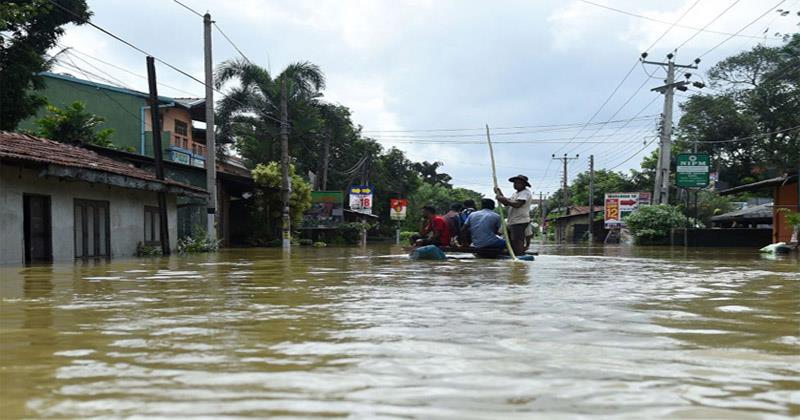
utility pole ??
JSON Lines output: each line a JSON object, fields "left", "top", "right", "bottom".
{"left": 642, "top": 52, "right": 699, "bottom": 205}
{"left": 146, "top": 56, "right": 170, "bottom": 256}
{"left": 280, "top": 83, "right": 291, "bottom": 250}
{"left": 587, "top": 154, "right": 594, "bottom": 243}
{"left": 539, "top": 191, "right": 546, "bottom": 243}
{"left": 321, "top": 129, "right": 331, "bottom": 190}
{"left": 203, "top": 13, "right": 218, "bottom": 241}
{"left": 552, "top": 153, "right": 579, "bottom": 214}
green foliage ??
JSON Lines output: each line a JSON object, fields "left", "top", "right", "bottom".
{"left": 34, "top": 101, "right": 114, "bottom": 146}
{"left": 0, "top": 0, "right": 91, "bottom": 130}
{"left": 778, "top": 208, "right": 800, "bottom": 229}
{"left": 299, "top": 238, "right": 314, "bottom": 246}
{"left": 135, "top": 242, "right": 161, "bottom": 257}
{"left": 568, "top": 169, "right": 636, "bottom": 206}
{"left": 675, "top": 33, "right": 800, "bottom": 182}
{"left": 624, "top": 205, "right": 687, "bottom": 243}
{"left": 177, "top": 226, "right": 220, "bottom": 253}
{"left": 402, "top": 183, "right": 483, "bottom": 231}
{"left": 251, "top": 162, "right": 312, "bottom": 229}
{"left": 681, "top": 190, "right": 735, "bottom": 227}
{"left": 399, "top": 231, "right": 416, "bottom": 242}
{"left": 412, "top": 161, "right": 452, "bottom": 188}
{"left": 332, "top": 222, "right": 372, "bottom": 245}
{"left": 312, "top": 241, "right": 327, "bottom": 248}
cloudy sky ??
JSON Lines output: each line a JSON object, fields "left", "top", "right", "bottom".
{"left": 50, "top": 0, "right": 797, "bottom": 198}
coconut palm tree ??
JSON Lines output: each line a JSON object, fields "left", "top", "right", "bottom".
{"left": 215, "top": 58, "right": 326, "bottom": 245}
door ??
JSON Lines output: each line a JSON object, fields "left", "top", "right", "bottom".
{"left": 74, "top": 199, "right": 110, "bottom": 258}
{"left": 23, "top": 194, "right": 52, "bottom": 263}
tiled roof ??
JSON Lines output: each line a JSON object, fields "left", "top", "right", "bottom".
{"left": 0, "top": 131, "right": 206, "bottom": 195}
{"left": 711, "top": 203, "right": 774, "bottom": 222}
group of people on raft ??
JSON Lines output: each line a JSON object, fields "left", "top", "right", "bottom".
{"left": 409, "top": 174, "right": 534, "bottom": 255}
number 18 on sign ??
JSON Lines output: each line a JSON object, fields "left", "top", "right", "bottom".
{"left": 676, "top": 153, "right": 710, "bottom": 188}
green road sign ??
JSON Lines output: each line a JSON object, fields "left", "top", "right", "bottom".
{"left": 676, "top": 153, "right": 710, "bottom": 188}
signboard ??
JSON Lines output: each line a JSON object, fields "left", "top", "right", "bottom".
{"left": 169, "top": 149, "right": 191, "bottom": 165}
{"left": 604, "top": 192, "right": 641, "bottom": 228}
{"left": 638, "top": 192, "right": 652, "bottom": 206}
{"left": 191, "top": 156, "right": 206, "bottom": 168}
{"left": 301, "top": 191, "right": 344, "bottom": 229}
{"left": 389, "top": 199, "right": 408, "bottom": 221}
{"left": 349, "top": 185, "right": 373, "bottom": 214}
{"left": 676, "top": 153, "right": 710, "bottom": 188}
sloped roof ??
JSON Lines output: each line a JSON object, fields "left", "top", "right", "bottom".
{"left": 0, "top": 131, "right": 205, "bottom": 196}
{"left": 719, "top": 172, "right": 798, "bottom": 195}
{"left": 711, "top": 203, "right": 774, "bottom": 222}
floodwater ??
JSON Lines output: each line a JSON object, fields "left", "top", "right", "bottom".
{"left": 1, "top": 245, "right": 798, "bottom": 419}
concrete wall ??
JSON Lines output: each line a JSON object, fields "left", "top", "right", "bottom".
{"left": 0, "top": 165, "right": 177, "bottom": 265}
{"left": 774, "top": 182, "right": 798, "bottom": 243}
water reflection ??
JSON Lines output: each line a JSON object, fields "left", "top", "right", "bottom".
{"left": 0, "top": 246, "right": 797, "bottom": 418}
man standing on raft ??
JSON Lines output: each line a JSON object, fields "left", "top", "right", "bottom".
{"left": 495, "top": 174, "right": 533, "bottom": 255}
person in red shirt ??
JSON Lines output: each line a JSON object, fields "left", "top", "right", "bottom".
{"left": 409, "top": 205, "right": 450, "bottom": 248}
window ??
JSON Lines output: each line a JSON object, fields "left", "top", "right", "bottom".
{"left": 74, "top": 199, "right": 110, "bottom": 258}
{"left": 174, "top": 120, "right": 188, "bottom": 136}
{"left": 144, "top": 206, "right": 161, "bottom": 245}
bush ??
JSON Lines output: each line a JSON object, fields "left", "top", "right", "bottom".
{"left": 399, "top": 231, "right": 416, "bottom": 242}
{"left": 136, "top": 242, "right": 162, "bottom": 257}
{"left": 299, "top": 238, "right": 314, "bottom": 246}
{"left": 177, "top": 226, "right": 221, "bottom": 253}
{"left": 624, "top": 204, "right": 687, "bottom": 244}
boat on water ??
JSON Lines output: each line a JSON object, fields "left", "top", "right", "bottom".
{"left": 406, "top": 245, "right": 536, "bottom": 261}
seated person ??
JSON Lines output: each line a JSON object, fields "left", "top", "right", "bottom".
{"left": 443, "top": 203, "right": 463, "bottom": 246}
{"left": 461, "top": 198, "right": 506, "bottom": 250}
{"left": 408, "top": 205, "right": 450, "bottom": 248}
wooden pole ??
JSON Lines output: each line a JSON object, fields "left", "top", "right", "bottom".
{"left": 146, "top": 56, "right": 170, "bottom": 256}
{"left": 485, "top": 124, "right": 517, "bottom": 260}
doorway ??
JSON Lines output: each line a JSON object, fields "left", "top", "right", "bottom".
{"left": 23, "top": 194, "right": 52, "bottom": 263}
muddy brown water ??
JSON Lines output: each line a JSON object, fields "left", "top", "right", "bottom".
{"left": 1, "top": 245, "right": 798, "bottom": 418}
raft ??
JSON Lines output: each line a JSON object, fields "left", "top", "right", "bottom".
{"left": 406, "top": 245, "right": 536, "bottom": 260}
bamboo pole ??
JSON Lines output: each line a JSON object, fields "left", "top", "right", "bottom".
{"left": 485, "top": 124, "right": 517, "bottom": 260}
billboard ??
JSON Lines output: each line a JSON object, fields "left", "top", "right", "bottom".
{"left": 301, "top": 191, "right": 344, "bottom": 229}
{"left": 389, "top": 199, "right": 408, "bottom": 221}
{"left": 349, "top": 185, "right": 373, "bottom": 214}
{"left": 604, "top": 192, "right": 640, "bottom": 228}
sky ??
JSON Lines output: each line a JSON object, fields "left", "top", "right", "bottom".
{"left": 48, "top": 0, "right": 798, "bottom": 198}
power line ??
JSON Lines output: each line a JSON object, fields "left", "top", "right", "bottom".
{"left": 45, "top": 0, "right": 284, "bottom": 126}
{"left": 172, "top": 0, "right": 254, "bottom": 63}
{"left": 360, "top": 115, "right": 657, "bottom": 133}
{"left": 605, "top": 137, "right": 659, "bottom": 170}
{"left": 579, "top": 0, "right": 782, "bottom": 40}
{"left": 645, "top": 0, "right": 703, "bottom": 52}
{"left": 368, "top": 119, "right": 655, "bottom": 139}
{"left": 698, "top": 0, "right": 787, "bottom": 58}
{"left": 674, "top": 0, "right": 740, "bottom": 52}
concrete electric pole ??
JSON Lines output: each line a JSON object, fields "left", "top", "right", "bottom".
{"left": 587, "top": 154, "right": 594, "bottom": 243}
{"left": 280, "top": 83, "right": 291, "bottom": 250}
{"left": 642, "top": 53, "right": 699, "bottom": 205}
{"left": 146, "top": 56, "right": 170, "bottom": 256}
{"left": 203, "top": 13, "right": 218, "bottom": 241}
{"left": 552, "top": 153, "right": 579, "bottom": 215}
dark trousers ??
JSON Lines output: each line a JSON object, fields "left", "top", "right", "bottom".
{"left": 508, "top": 223, "right": 528, "bottom": 255}
{"left": 410, "top": 234, "right": 442, "bottom": 247}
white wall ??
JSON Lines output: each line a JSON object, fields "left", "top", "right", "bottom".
{"left": 0, "top": 165, "right": 177, "bottom": 265}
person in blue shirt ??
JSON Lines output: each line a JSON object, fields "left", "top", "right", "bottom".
{"left": 460, "top": 198, "right": 506, "bottom": 250}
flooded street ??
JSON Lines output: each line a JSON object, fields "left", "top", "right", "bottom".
{"left": 1, "top": 246, "right": 798, "bottom": 418}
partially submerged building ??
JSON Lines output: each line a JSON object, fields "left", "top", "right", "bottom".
{"left": 719, "top": 171, "right": 799, "bottom": 243}
{"left": 0, "top": 132, "right": 205, "bottom": 264}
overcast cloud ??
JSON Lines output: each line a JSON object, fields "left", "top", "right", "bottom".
{"left": 50, "top": 0, "right": 797, "bottom": 197}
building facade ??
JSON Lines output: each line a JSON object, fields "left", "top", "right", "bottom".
{"left": 0, "top": 132, "right": 204, "bottom": 264}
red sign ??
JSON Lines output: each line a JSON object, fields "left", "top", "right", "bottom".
{"left": 389, "top": 199, "right": 408, "bottom": 220}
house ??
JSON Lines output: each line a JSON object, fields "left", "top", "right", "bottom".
{"left": 17, "top": 72, "right": 273, "bottom": 246}
{"left": 549, "top": 206, "right": 605, "bottom": 243}
{"left": 719, "top": 171, "right": 799, "bottom": 243}
{"left": 0, "top": 132, "right": 205, "bottom": 264}
{"left": 19, "top": 72, "right": 209, "bottom": 167}
{"left": 711, "top": 202, "right": 773, "bottom": 228}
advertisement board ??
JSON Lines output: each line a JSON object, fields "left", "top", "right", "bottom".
{"left": 676, "top": 153, "right": 710, "bottom": 188}
{"left": 349, "top": 185, "right": 373, "bottom": 214}
{"left": 604, "top": 192, "right": 640, "bottom": 228}
{"left": 389, "top": 199, "right": 408, "bottom": 221}
{"left": 301, "top": 191, "right": 344, "bottom": 229}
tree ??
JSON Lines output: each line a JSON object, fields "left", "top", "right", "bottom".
{"left": 402, "top": 183, "right": 482, "bottom": 231}
{"left": 33, "top": 101, "right": 113, "bottom": 146}
{"left": 0, "top": 0, "right": 91, "bottom": 130}
{"left": 675, "top": 33, "right": 800, "bottom": 183}
{"left": 412, "top": 161, "right": 453, "bottom": 188}
{"left": 251, "top": 162, "right": 312, "bottom": 237}
{"left": 569, "top": 169, "right": 635, "bottom": 206}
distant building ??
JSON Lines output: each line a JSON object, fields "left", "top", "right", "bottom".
{"left": 0, "top": 132, "right": 205, "bottom": 264}
{"left": 548, "top": 206, "right": 605, "bottom": 243}
{"left": 719, "top": 172, "right": 799, "bottom": 243}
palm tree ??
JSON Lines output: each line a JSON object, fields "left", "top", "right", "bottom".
{"left": 215, "top": 58, "right": 326, "bottom": 244}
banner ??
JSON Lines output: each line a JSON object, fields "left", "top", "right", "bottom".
{"left": 604, "top": 192, "right": 640, "bottom": 228}
{"left": 676, "top": 153, "right": 710, "bottom": 188}
{"left": 349, "top": 185, "right": 373, "bottom": 214}
{"left": 389, "top": 199, "right": 408, "bottom": 221}
{"left": 301, "top": 191, "right": 344, "bottom": 229}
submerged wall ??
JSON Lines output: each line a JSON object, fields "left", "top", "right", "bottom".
{"left": 0, "top": 166, "right": 177, "bottom": 264}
